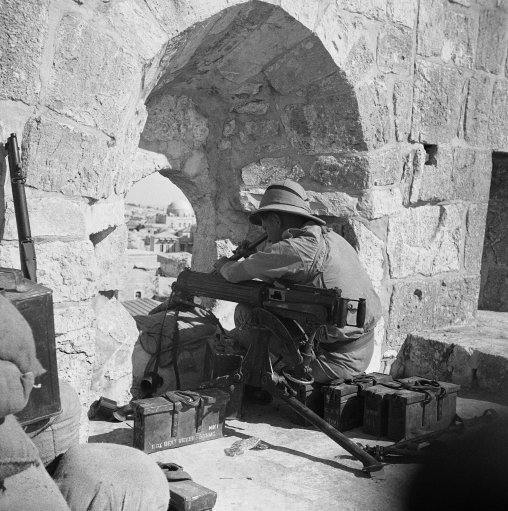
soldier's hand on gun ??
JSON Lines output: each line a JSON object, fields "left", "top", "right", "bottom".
{"left": 212, "top": 256, "right": 230, "bottom": 274}
{"left": 233, "top": 239, "right": 257, "bottom": 259}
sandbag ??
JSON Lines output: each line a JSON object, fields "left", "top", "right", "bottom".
{"left": 53, "top": 443, "right": 169, "bottom": 511}
{"left": 26, "top": 381, "right": 81, "bottom": 466}
{"left": 0, "top": 463, "right": 70, "bottom": 511}
{"left": 0, "top": 415, "right": 40, "bottom": 483}
{"left": 132, "top": 309, "right": 217, "bottom": 396}
{"left": 0, "top": 360, "right": 34, "bottom": 417}
{"left": 0, "top": 294, "right": 44, "bottom": 377}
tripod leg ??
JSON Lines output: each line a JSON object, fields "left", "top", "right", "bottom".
{"left": 273, "top": 389, "right": 385, "bottom": 478}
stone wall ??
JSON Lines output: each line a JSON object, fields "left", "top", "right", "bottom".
{"left": 1, "top": 0, "right": 507, "bottom": 434}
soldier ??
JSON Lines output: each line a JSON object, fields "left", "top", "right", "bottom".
{"left": 214, "top": 180, "right": 382, "bottom": 398}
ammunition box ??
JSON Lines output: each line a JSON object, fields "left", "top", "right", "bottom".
{"left": 202, "top": 338, "right": 244, "bottom": 419}
{"left": 1, "top": 268, "right": 61, "bottom": 425}
{"left": 324, "top": 372, "right": 393, "bottom": 432}
{"left": 132, "top": 389, "right": 229, "bottom": 454}
{"left": 362, "top": 385, "right": 401, "bottom": 437}
{"left": 387, "top": 377, "right": 460, "bottom": 441}
{"left": 168, "top": 480, "right": 217, "bottom": 511}
{"left": 285, "top": 381, "right": 324, "bottom": 426}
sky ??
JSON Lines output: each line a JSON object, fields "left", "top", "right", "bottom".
{"left": 125, "top": 172, "right": 191, "bottom": 209}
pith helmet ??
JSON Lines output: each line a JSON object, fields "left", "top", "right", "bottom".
{"left": 249, "top": 179, "right": 326, "bottom": 226}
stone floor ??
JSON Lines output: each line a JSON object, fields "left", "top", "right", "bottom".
{"left": 89, "top": 394, "right": 507, "bottom": 511}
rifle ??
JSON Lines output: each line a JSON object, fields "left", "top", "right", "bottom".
{"left": 5, "top": 133, "right": 37, "bottom": 281}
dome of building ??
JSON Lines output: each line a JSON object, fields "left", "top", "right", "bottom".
{"left": 166, "top": 198, "right": 194, "bottom": 217}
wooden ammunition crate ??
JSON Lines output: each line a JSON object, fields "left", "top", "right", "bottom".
{"left": 362, "top": 385, "right": 401, "bottom": 437}
{"left": 324, "top": 373, "right": 393, "bottom": 432}
{"left": 132, "top": 389, "right": 229, "bottom": 454}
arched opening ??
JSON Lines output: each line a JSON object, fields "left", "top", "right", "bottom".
{"left": 119, "top": 171, "right": 196, "bottom": 302}
{"left": 139, "top": 1, "right": 367, "bottom": 273}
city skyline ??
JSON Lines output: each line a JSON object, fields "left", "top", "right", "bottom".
{"left": 125, "top": 172, "right": 191, "bottom": 209}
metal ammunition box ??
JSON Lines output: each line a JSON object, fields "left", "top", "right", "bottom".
{"left": 324, "top": 372, "right": 393, "bottom": 432}
{"left": 1, "top": 267, "right": 61, "bottom": 425}
{"left": 387, "top": 377, "right": 460, "bottom": 441}
{"left": 132, "top": 389, "right": 229, "bottom": 454}
{"left": 168, "top": 480, "right": 217, "bottom": 511}
{"left": 362, "top": 385, "right": 400, "bottom": 437}
{"left": 202, "top": 338, "right": 244, "bottom": 419}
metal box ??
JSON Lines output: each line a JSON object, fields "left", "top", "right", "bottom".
{"left": 132, "top": 389, "right": 229, "bottom": 454}
{"left": 202, "top": 338, "right": 244, "bottom": 419}
{"left": 324, "top": 372, "right": 392, "bottom": 432}
{"left": 1, "top": 268, "right": 61, "bottom": 425}
{"left": 387, "top": 377, "right": 460, "bottom": 441}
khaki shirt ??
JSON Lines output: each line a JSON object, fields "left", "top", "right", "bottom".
{"left": 220, "top": 224, "right": 382, "bottom": 340}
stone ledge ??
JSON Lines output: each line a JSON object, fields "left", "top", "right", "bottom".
{"left": 391, "top": 311, "right": 508, "bottom": 397}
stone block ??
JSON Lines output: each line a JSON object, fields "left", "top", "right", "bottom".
{"left": 418, "top": 0, "right": 478, "bottom": 68}
{"left": 387, "top": 279, "right": 438, "bottom": 347}
{"left": 435, "top": 275, "right": 480, "bottom": 327}
{"left": 264, "top": 38, "right": 337, "bottom": 95}
{"left": 340, "top": 0, "right": 388, "bottom": 20}
{"left": 411, "top": 59, "right": 467, "bottom": 143}
{"left": 356, "top": 77, "right": 393, "bottom": 149}
{"left": 94, "top": 224, "right": 129, "bottom": 292}
{"left": 47, "top": 14, "right": 142, "bottom": 137}
{"left": 345, "top": 34, "right": 377, "bottom": 84}
{"left": 357, "top": 187, "right": 403, "bottom": 219}
{"left": 476, "top": 9, "right": 508, "bottom": 74}
{"left": 489, "top": 79, "right": 508, "bottom": 151}
{"left": 0, "top": 0, "right": 49, "bottom": 103}
{"left": 232, "top": 101, "right": 269, "bottom": 115}
{"left": 479, "top": 266, "right": 508, "bottom": 312}
{"left": 451, "top": 148, "right": 491, "bottom": 202}
{"left": 464, "top": 203, "right": 489, "bottom": 273}
{"left": 241, "top": 158, "right": 303, "bottom": 187}
{"left": 377, "top": 24, "right": 412, "bottom": 73}
{"left": 392, "top": 310, "right": 508, "bottom": 394}
{"left": 387, "top": 204, "right": 464, "bottom": 279}
{"left": 280, "top": 96, "right": 366, "bottom": 153}
{"left": 36, "top": 238, "right": 99, "bottom": 303}
{"left": 309, "top": 154, "right": 369, "bottom": 190}
{"left": 91, "top": 296, "right": 138, "bottom": 404}
{"left": 393, "top": 79, "right": 413, "bottom": 141}
{"left": 2, "top": 189, "right": 89, "bottom": 241}
{"left": 306, "top": 191, "right": 358, "bottom": 218}
{"left": 22, "top": 115, "right": 114, "bottom": 198}
{"left": 387, "top": 0, "right": 418, "bottom": 27}
{"left": 54, "top": 301, "right": 96, "bottom": 337}
{"left": 96, "top": 0, "right": 168, "bottom": 61}
{"left": 349, "top": 219, "right": 385, "bottom": 292}
{"left": 463, "top": 73, "right": 494, "bottom": 145}
{"left": 0, "top": 101, "right": 33, "bottom": 142}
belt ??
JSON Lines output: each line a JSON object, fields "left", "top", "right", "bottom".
{"left": 318, "top": 330, "right": 374, "bottom": 355}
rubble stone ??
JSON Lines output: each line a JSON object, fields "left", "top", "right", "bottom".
{"left": 387, "top": 204, "right": 464, "bottom": 279}
{"left": 241, "top": 158, "right": 303, "bottom": 187}
{"left": 0, "top": 0, "right": 49, "bottom": 104}
{"left": 158, "top": 252, "right": 192, "bottom": 278}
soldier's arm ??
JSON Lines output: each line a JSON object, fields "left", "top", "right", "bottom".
{"left": 219, "top": 241, "right": 303, "bottom": 283}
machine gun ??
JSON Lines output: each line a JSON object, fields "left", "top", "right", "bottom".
{"left": 165, "top": 268, "right": 384, "bottom": 478}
